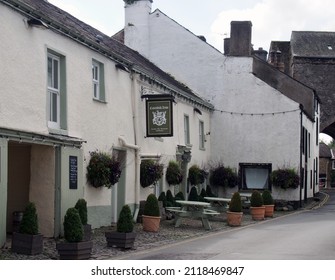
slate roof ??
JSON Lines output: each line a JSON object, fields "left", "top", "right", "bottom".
{"left": 1, "top": 0, "right": 212, "bottom": 109}
{"left": 319, "top": 142, "right": 332, "bottom": 158}
{"left": 291, "top": 31, "right": 335, "bottom": 58}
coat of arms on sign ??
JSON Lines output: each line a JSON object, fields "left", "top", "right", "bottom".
{"left": 152, "top": 110, "right": 166, "bottom": 126}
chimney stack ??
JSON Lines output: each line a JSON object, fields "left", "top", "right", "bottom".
{"left": 228, "top": 21, "right": 252, "bottom": 56}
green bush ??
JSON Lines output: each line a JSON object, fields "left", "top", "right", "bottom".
{"left": 63, "top": 207, "right": 83, "bottom": 243}
{"left": 74, "top": 198, "right": 88, "bottom": 225}
{"left": 140, "top": 160, "right": 163, "bottom": 188}
{"left": 143, "top": 194, "right": 160, "bottom": 217}
{"left": 166, "top": 190, "right": 175, "bottom": 207}
{"left": 262, "top": 190, "right": 274, "bottom": 205}
{"left": 270, "top": 168, "right": 299, "bottom": 189}
{"left": 229, "top": 192, "right": 242, "bottom": 212}
{"left": 174, "top": 191, "right": 185, "bottom": 201}
{"left": 19, "top": 202, "right": 39, "bottom": 235}
{"left": 188, "top": 186, "right": 199, "bottom": 201}
{"left": 166, "top": 161, "right": 183, "bottom": 185}
{"left": 210, "top": 165, "right": 237, "bottom": 188}
{"left": 86, "top": 151, "right": 122, "bottom": 188}
{"left": 158, "top": 192, "right": 167, "bottom": 208}
{"left": 250, "top": 190, "right": 264, "bottom": 207}
{"left": 188, "top": 165, "right": 206, "bottom": 186}
{"left": 117, "top": 205, "right": 134, "bottom": 233}
{"left": 199, "top": 188, "right": 207, "bottom": 202}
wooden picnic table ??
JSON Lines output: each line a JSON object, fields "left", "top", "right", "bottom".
{"left": 204, "top": 196, "right": 231, "bottom": 212}
{"left": 166, "top": 200, "right": 219, "bottom": 230}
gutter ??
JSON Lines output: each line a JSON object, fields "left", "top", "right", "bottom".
{"left": 299, "top": 104, "right": 303, "bottom": 208}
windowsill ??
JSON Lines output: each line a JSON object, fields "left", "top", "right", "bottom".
{"left": 154, "top": 137, "right": 164, "bottom": 142}
{"left": 48, "top": 127, "right": 68, "bottom": 136}
{"left": 93, "top": 98, "right": 107, "bottom": 104}
{"left": 199, "top": 147, "right": 206, "bottom": 151}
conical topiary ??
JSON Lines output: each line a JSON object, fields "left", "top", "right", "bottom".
{"left": 63, "top": 207, "right": 83, "bottom": 243}
{"left": 166, "top": 189, "right": 175, "bottom": 207}
{"left": 74, "top": 198, "right": 88, "bottom": 225}
{"left": 262, "top": 190, "right": 274, "bottom": 205}
{"left": 188, "top": 186, "right": 199, "bottom": 201}
{"left": 229, "top": 192, "right": 242, "bottom": 212}
{"left": 143, "top": 194, "right": 160, "bottom": 217}
{"left": 19, "top": 202, "right": 39, "bottom": 235}
{"left": 117, "top": 205, "right": 134, "bottom": 233}
{"left": 250, "top": 190, "right": 264, "bottom": 207}
{"left": 158, "top": 191, "right": 167, "bottom": 208}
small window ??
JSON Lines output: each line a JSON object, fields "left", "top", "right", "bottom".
{"left": 199, "top": 121, "right": 205, "bottom": 150}
{"left": 239, "top": 163, "right": 272, "bottom": 190}
{"left": 92, "top": 60, "right": 105, "bottom": 102}
{"left": 184, "top": 115, "right": 190, "bottom": 145}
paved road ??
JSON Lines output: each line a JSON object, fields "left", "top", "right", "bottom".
{"left": 120, "top": 189, "right": 335, "bottom": 260}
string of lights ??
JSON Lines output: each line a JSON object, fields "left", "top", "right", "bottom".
{"left": 213, "top": 107, "right": 300, "bottom": 116}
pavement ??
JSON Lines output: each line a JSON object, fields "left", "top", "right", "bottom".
{"left": 0, "top": 190, "right": 329, "bottom": 260}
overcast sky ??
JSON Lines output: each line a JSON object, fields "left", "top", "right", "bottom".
{"left": 48, "top": 0, "right": 335, "bottom": 52}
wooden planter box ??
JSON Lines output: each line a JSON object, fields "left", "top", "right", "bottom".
{"left": 105, "top": 232, "right": 136, "bottom": 249}
{"left": 56, "top": 240, "right": 93, "bottom": 260}
{"left": 11, "top": 232, "right": 44, "bottom": 255}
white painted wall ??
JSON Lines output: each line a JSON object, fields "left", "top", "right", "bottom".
{"left": 124, "top": 1, "right": 319, "bottom": 201}
{"left": 1, "top": 2, "right": 212, "bottom": 230}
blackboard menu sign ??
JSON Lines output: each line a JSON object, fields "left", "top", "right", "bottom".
{"left": 69, "top": 156, "right": 78, "bottom": 189}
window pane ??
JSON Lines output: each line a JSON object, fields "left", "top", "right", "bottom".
{"left": 50, "top": 92, "right": 58, "bottom": 122}
{"left": 53, "top": 59, "right": 59, "bottom": 89}
{"left": 245, "top": 168, "right": 269, "bottom": 189}
{"left": 48, "top": 57, "right": 52, "bottom": 87}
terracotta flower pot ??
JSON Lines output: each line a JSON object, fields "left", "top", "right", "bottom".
{"left": 250, "top": 206, "right": 265, "bottom": 221}
{"left": 226, "top": 211, "right": 243, "bottom": 226}
{"left": 142, "top": 215, "right": 161, "bottom": 232}
{"left": 264, "top": 204, "right": 275, "bottom": 217}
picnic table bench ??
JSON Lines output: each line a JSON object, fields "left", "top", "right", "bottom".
{"left": 166, "top": 200, "right": 219, "bottom": 230}
{"left": 204, "top": 196, "right": 231, "bottom": 212}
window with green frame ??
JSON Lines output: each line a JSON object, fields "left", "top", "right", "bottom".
{"left": 92, "top": 59, "right": 105, "bottom": 102}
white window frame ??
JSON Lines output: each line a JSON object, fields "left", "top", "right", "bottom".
{"left": 92, "top": 61, "right": 100, "bottom": 100}
{"left": 47, "top": 53, "right": 60, "bottom": 129}
{"left": 199, "top": 120, "right": 205, "bottom": 150}
{"left": 184, "top": 115, "right": 190, "bottom": 145}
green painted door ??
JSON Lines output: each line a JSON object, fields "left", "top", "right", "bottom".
{"left": 0, "top": 139, "right": 8, "bottom": 247}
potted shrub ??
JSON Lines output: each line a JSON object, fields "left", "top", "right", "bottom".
{"left": 166, "top": 160, "right": 183, "bottom": 186}
{"left": 56, "top": 207, "right": 93, "bottom": 260}
{"left": 166, "top": 190, "right": 175, "bottom": 207}
{"left": 105, "top": 205, "right": 136, "bottom": 249}
{"left": 262, "top": 190, "right": 275, "bottom": 217}
{"left": 11, "top": 202, "right": 43, "bottom": 255}
{"left": 75, "top": 198, "right": 91, "bottom": 241}
{"left": 140, "top": 159, "right": 163, "bottom": 188}
{"left": 142, "top": 194, "right": 161, "bottom": 232}
{"left": 226, "top": 192, "right": 243, "bottom": 226}
{"left": 250, "top": 190, "right": 265, "bottom": 220}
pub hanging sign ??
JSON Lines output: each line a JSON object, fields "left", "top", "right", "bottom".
{"left": 146, "top": 98, "right": 173, "bottom": 137}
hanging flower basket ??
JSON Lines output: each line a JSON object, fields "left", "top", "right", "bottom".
{"left": 86, "top": 151, "right": 123, "bottom": 188}
{"left": 166, "top": 160, "right": 183, "bottom": 185}
{"left": 188, "top": 165, "right": 206, "bottom": 186}
{"left": 209, "top": 164, "right": 237, "bottom": 188}
{"left": 140, "top": 159, "right": 163, "bottom": 188}
{"left": 270, "top": 168, "right": 300, "bottom": 189}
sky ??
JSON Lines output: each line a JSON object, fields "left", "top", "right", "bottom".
{"left": 48, "top": 0, "right": 335, "bottom": 143}
{"left": 48, "top": 0, "right": 335, "bottom": 52}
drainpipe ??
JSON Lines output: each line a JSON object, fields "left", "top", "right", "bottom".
{"left": 299, "top": 105, "right": 303, "bottom": 208}
{"left": 118, "top": 136, "right": 140, "bottom": 222}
